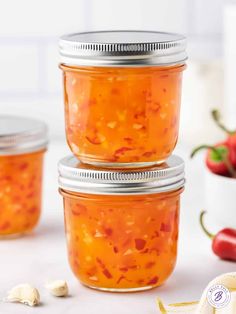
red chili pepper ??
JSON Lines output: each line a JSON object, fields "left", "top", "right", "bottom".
{"left": 200, "top": 211, "right": 236, "bottom": 261}
{"left": 228, "top": 132, "right": 236, "bottom": 148}
{"left": 190, "top": 143, "right": 236, "bottom": 177}
{"left": 228, "top": 134, "right": 236, "bottom": 167}
{"left": 212, "top": 109, "right": 236, "bottom": 167}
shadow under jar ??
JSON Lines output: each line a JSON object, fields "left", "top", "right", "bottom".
{"left": 59, "top": 31, "right": 187, "bottom": 168}
{"left": 0, "top": 116, "right": 48, "bottom": 237}
{"left": 58, "top": 155, "right": 185, "bottom": 292}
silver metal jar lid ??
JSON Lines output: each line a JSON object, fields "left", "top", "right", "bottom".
{"left": 0, "top": 115, "right": 48, "bottom": 155}
{"left": 59, "top": 30, "right": 187, "bottom": 67}
{"left": 58, "top": 155, "right": 185, "bottom": 195}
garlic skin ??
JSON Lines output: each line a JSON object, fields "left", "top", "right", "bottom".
{"left": 45, "top": 280, "right": 69, "bottom": 297}
{"left": 7, "top": 284, "right": 40, "bottom": 306}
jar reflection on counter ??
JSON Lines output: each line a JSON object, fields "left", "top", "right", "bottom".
{"left": 59, "top": 31, "right": 187, "bottom": 168}
{"left": 0, "top": 116, "right": 48, "bottom": 237}
{"left": 58, "top": 155, "right": 185, "bottom": 292}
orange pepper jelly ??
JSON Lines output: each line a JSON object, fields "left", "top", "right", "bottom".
{"left": 59, "top": 31, "right": 187, "bottom": 168}
{"left": 0, "top": 116, "right": 48, "bottom": 237}
{"left": 58, "top": 155, "right": 185, "bottom": 292}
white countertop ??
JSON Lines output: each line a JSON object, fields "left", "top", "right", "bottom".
{"left": 0, "top": 141, "right": 235, "bottom": 314}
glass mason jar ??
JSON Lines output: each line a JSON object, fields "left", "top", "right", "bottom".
{"left": 59, "top": 31, "right": 187, "bottom": 168}
{"left": 58, "top": 155, "right": 185, "bottom": 292}
{"left": 0, "top": 116, "right": 48, "bottom": 237}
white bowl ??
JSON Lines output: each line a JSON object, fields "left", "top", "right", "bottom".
{"left": 205, "top": 168, "right": 236, "bottom": 229}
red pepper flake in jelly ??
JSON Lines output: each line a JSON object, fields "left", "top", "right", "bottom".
{"left": 0, "top": 221, "right": 11, "bottom": 231}
{"left": 71, "top": 203, "right": 87, "bottom": 216}
{"left": 113, "top": 246, "right": 119, "bottom": 253}
{"left": 103, "top": 269, "right": 113, "bottom": 279}
{"left": 86, "top": 135, "right": 105, "bottom": 145}
{"left": 149, "top": 102, "right": 161, "bottom": 114}
{"left": 19, "top": 162, "right": 29, "bottom": 170}
{"left": 111, "top": 88, "right": 120, "bottom": 95}
{"left": 104, "top": 227, "right": 113, "bottom": 236}
{"left": 114, "top": 147, "right": 133, "bottom": 156}
{"left": 142, "top": 151, "right": 156, "bottom": 158}
{"left": 147, "top": 276, "right": 159, "bottom": 285}
{"left": 27, "top": 206, "right": 38, "bottom": 214}
{"left": 145, "top": 261, "right": 156, "bottom": 269}
{"left": 160, "top": 223, "right": 172, "bottom": 232}
{"left": 116, "top": 275, "right": 126, "bottom": 284}
{"left": 123, "top": 137, "right": 133, "bottom": 144}
{"left": 135, "top": 238, "right": 146, "bottom": 250}
{"left": 163, "top": 127, "right": 169, "bottom": 135}
{"left": 134, "top": 111, "right": 146, "bottom": 119}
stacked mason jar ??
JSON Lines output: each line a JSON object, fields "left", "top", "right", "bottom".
{"left": 58, "top": 31, "right": 187, "bottom": 292}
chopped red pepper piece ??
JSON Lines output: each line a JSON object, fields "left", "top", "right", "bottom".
{"left": 113, "top": 246, "right": 119, "bottom": 253}
{"left": 104, "top": 227, "right": 113, "bottom": 236}
{"left": 145, "top": 261, "right": 156, "bottom": 269}
{"left": 111, "top": 88, "right": 120, "bottom": 95}
{"left": 28, "top": 206, "right": 37, "bottom": 214}
{"left": 160, "top": 223, "right": 171, "bottom": 232}
{"left": 116, "top": 275, "right": 126, "bottom": 284}
{"left": 71, "top": 203, "right": 87, "bottom": 216}
{"left": 19, "top": 162, "right": 29, "bottom": 170}
{"left": 123, "top": 137, "right": 133, "bottom": 144}
{"left": 147, "top": 276, "right": 159, "bottom": 285}
{"left": 0, "top": 221, "right": 11, "bottom": 231}
{"left": 114, "top": 147, "right": 133, "bottom": 156}
{"left": 134, "top": 111, "right": 146, "bottom": 119}
{"left": 103, "top": 269, "right": 113, "bottom": 279}
{"left": 142, "top": 151, "right": 156, "bottom": 158}
{"left": 135, "top": 238, "right": 146, "bottom": 250}
{"left": 86, "top": 135, "right": 104, "bottom": 145}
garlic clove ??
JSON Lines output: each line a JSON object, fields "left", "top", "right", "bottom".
{"left": 45, "top": 280, "right": 69, "bottom": 297}
{"left": 7, "top": 283, "right": 40, "bottom": 307}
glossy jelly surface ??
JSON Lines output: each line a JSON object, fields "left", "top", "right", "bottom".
{"left": 61, "top": 65, "right": 185, "bottom": 167}
{"left": 61, "top": 188, "right": 183, "bottom": 291}
{"left": 0, "top": 151, "right": 44, "bottom": 237}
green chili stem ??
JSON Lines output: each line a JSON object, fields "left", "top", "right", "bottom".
{"left": 224, "top": 158, "right": 236, "bottom": 178}
{"left": 190, "top": 145, "right": 222, "bottom": 159}
{"left": 211, "top": 109, "right": 235, "bottom": 135}
{"left": 200, "top": 211, "right": 214, "bottom": 240}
